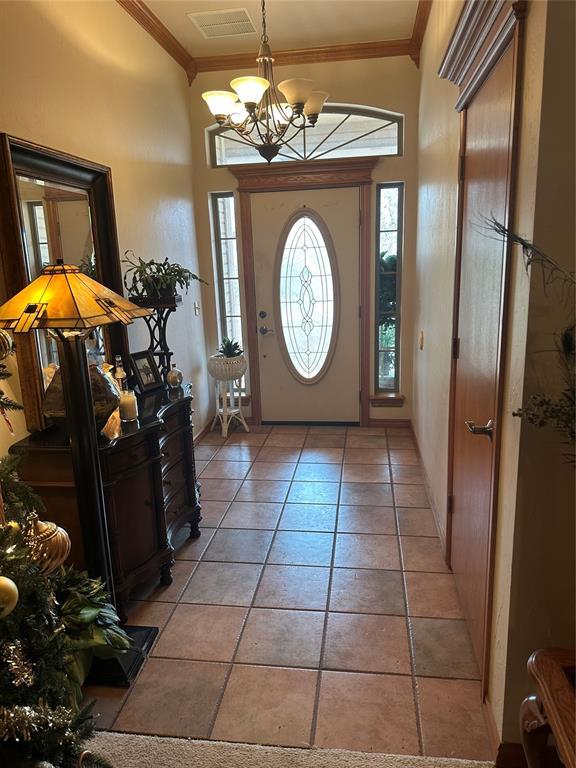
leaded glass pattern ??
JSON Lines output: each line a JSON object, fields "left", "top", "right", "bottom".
{"left": 278, "top": 214, "right": 337, "bottom": 382}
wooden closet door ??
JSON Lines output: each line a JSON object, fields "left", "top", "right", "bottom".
{"left": 451, "top": 40, "right": 518, "bottom": 675}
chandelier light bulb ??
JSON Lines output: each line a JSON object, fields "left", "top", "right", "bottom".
{"left": 202, "top": 91, "right": 238, "bottom": 120}
{"left": 230, "top": 76, "right": 270, "bottom": 106}
{"left": 277, "top": 78, "right": 315, "bottom": 107}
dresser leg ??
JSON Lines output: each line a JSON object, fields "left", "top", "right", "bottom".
{"left": 189, "top": 518, "right": 201, "bottom": 539}
{"left": 160, "top": 563, "right": 173, "bottom": 586}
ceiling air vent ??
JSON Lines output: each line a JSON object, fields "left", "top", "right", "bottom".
{"left": 188, "top": 8, "right": 257, "bottom": 39}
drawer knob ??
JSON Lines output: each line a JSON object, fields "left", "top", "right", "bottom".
{"left": 164, "top": 479, "right": 173, "bottom": 487}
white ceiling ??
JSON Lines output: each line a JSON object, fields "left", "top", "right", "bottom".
{"left": 146, "top": 0, "right": 419, "bottom": 58}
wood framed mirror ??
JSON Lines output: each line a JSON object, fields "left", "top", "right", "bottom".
{"left": 0, "top": 135, "right": 129, "bottom": 431}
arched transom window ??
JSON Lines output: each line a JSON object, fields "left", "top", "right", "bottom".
{"left": 208, "top": 104, "right": 403, "bottom": 167}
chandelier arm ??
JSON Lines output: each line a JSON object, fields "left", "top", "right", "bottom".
{"left": 310, "top": 123, "right": 389, "bottom": 161}
{"left": 305, "top": 113, "right": 351, "bottom": 159}
{"left": 219, "top": 128, "right": 262, "bottom": 149}
{"left": 277, "top": 137, "right": 305, "bottom": 160}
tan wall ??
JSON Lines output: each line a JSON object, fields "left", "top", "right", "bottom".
{"left": 411, "top": 0, "right": 462, "bottom": 542}
{"left": 0, "top": 0, "right": 210, "bottom": 458}
{"left": 188, "top": 56, "right": 421, "bottom": 421}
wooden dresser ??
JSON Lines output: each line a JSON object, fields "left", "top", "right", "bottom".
{"left": 10, "top": 386, "right": 201, "bottom": 621}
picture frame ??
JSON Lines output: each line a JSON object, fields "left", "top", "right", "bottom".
{"left": 129, "top": 351, "right": 163, "bottom": 393}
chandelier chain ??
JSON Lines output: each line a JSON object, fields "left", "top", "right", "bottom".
{"left": 260, "top": 0, "right": 268, "bottom": 43}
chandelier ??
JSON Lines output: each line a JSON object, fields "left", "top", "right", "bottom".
{"left": 201, "top": 0, "right": 329, "bottom": 163}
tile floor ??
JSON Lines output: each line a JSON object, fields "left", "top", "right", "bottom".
{"left": 84, "top": 424, "right": 494, "bottom": 759}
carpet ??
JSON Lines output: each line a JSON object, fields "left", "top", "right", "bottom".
{"left": 90, "top": 732, "right": 494, "bottom": 768}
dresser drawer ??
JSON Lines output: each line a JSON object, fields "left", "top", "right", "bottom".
{"left": 162, "top": 458, "right": 187, "bottom": 500}
{"left": 104, "top": 435, "right": 154, "bottom": 478}
{"left": 160, "top": 431, "right": 185, "bottom": 471}
{"left": 160, "top": 406, "right": 190, "bottom": 438}
{"left": 165, "top": 484, "right": 189, "bottom": 526}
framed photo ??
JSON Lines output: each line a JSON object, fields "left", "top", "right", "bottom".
{"left": 129, "top": 351, "right": 163, "bottom": 393}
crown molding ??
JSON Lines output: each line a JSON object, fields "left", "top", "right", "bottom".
{"left": 117, "top": 0, "right": 432, "bottom": 84}
{"left": 116, "top": 0, "right": 197, "bottom": 83}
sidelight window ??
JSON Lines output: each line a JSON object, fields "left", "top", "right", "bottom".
{"left": 375, "top": 183, "right": 403, "bottom": 392}
{"left": 210, "top": 192, "right": 243, "bottom": 349}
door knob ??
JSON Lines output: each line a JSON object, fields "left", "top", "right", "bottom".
{"left": 465, "top": 419, "right": 495, "bottom": 439}
{"left": 259, "top": 325, "right": 275, "bottom": 336}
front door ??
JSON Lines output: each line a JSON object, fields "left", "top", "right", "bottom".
{"left": 451, "top": 41, "right": 518, "bottom": 675}
{"left": 251, "top": 187, "right": 360, "bottom": 423}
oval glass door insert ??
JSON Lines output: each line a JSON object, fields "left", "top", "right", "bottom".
{"left": 277, "top": 211, "right": 339, "bottom": 383}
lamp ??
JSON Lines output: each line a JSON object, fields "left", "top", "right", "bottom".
{"left": 0, "top": 260, "right": 154, "bottom": 684}
{"left": 201, "top": 0, "right": 329, "bottom": 163}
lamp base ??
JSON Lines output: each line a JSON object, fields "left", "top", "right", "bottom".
{"left": 86, "top": 625, "right": 158, "bottom": 687}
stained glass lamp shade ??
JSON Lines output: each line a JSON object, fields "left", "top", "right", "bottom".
{"left": 0, "top": 261, "right": 150, "bottom": 333}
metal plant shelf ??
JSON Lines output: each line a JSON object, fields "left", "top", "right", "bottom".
{"left": 130, "top": 294, "right": 183, "bottom": 381}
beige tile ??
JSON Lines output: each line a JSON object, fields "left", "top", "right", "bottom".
{"left": 314, "top": 671, "right": 419, "bottom": 753}
{"left": 299, "top": 448, "right": 344, "bottom": 463}
{"left": 329, "top": 568, "right": 405, "bottom": 615}
{"left": 340, "top": 482, "right": 393, "bottom": 506}
{"left": 400, "top": 536, "right": 449, "bottom": 572}
{"left": 337, "top": 505, "right": 396, "bottom": 535}
{"left": 391, "top": 464, "right": 425, "bottom": 484}
{"left": 344, "top": 448, "right": 389, "bottom": 464}
{"left": 254, "top": 565, "right": 330, "bottom": 610}
{"left": 203, "top": 529, "right": 273, "bottom": 563}
{"left": 304, "top": 434, "right": 346, "bottom": 448}
{"left": 173, "top": 527, "right": 216, "bottom": 561}
{"left": 394, "top": 484, "right": 429, "bottom": 507}
{"left": 405, "top": 572, "right": 463, "bottom": 619}
{"left": 246, "top": 462, "right": 296, "bottom": 480}
{"left": 83, "top": 685, "right": 127, "bottom": 730}
{"left": 181, "top": 561, "right": 262, "bottom": 606}
{"left": 199, "top": 478, "right": 243, "bottom": 501}
{"left": 268, "top": 531, "right": 334, "bottom": 566}
{"left": 199, "top": 500, "right": 230, "bottom": 528}
{"left": 418, "top": 678, "right": 494, "bottom": 759}
{"left": 308, "top": 426, "right": 346, "bottom": 434}
{"left": 347, "top": 427, "right": 387, "bottom": 435}
{"left": 411, "top": 618, "right": 480, "bottom": 679}
{"left": 212, "top": 665, "right": 318, "bottom": 747}
{"left": 200, "top": 433, "right": 227, "bottom": 445}
{"left": 293, "top": 463, "right": 342, "bottom": 482}
{"left": 334, "top": 533, "right": 400, "bottom": 569}
{"left": 279, "top": 503, "right": 337, "bottom": 532}
{"left": 346, "top": 434, "right": 388, "bottom": 448}
{"left": 342, "top": 464, "right": 391, "bottom": 483}
{"left": 199, "top": 461, "right": 252, "bottom": 479}
{"left": 226, "top": 433, "right": 268, "bottom": 446}
{"left": 236, "top": 608, "right": 324, "bottom": 667}
{"left": 195, "top": 460, "right": 208, "bottom": 474}
{"left": 264, "top": 433, "right": 306, "bottom": 448}
{"left": 146, "top": 560, "right": 197, "bottom": 602}
{"left": 153, "top": 604, "right": 247, "bottom": 661}
{"left": 257, "top": 446, "right": 302, "bottom": 462}
{"left": 287, "top": 481, "right": 340, "bottom": 504}
{"left": 388, "top": 435, "right": 417, "bottom": 448}
{"left": 270, "top": 425, "right": 308, "bottom": 434}
{"left": 221, "top": 501, "right": 283, "bottom": 529}
{"left": 235, "top": 480, "right": 290, "bottom": 503}
{"left": 324, "top": 613, "right": 411, "bottom": 674}
{"left": 389, "top": 449, "right": 420, "bottom": 465}
{"left": 114, "top": 658, "right": 227, "bottom": 738}
{"left": 212, "top": 445, "right": 261, "bottom": 461}
{"left": 386, "top": 426, "right": 413, "bottom": 436}
{"left": 397, "top": 508, "right": 438, "bottom": 537}
{"left": 125, "top": 600, "right": 174, "bottom": 630}
{"left": 195, "top": 445, "right": 221, "bottom": 461}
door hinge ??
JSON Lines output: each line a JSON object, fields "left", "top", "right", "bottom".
{"left": 452, "top": 337, "right": 460, "bottom": 359}
{"left": 459, "top": 154, "right": 465, "bottom": 181}
{"left": 447, "top": 494, "right": 454, "bottom": 516}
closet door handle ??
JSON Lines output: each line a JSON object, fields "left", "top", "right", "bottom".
{"left": 465, "top": 419, "right": 495, "bottom": 439}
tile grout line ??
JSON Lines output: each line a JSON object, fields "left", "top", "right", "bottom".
{"left": 307, "top": 440, "right": 343, "bottom": 748}
{"left": 388, "top": 434, "right": 425, "bottom": 757}
{"left": 205, "top": 425, "right": 314, "bottom": 741}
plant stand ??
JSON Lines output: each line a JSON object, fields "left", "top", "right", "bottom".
{"left": 210, "top": 378, "right": 249, "bottom": 438}
{"left": 130, "top": 295, "right": 182, "bottom": 381}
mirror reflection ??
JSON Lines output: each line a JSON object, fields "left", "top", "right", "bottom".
{"left": 16, "top": 176, "right": 104, "bottom": 386}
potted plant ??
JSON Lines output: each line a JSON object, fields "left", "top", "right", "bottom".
{"left": 207, "top": 337, "right": 248, "bottom": 382}
{"left": 122, "top": 251, "right": 206, "bottom": 303}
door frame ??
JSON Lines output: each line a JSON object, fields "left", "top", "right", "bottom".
{"left": 231, "top": 157, "right": 378, "bottom": 425}
{"left": 440, "top": 0, "right": 526, "bottom": 691}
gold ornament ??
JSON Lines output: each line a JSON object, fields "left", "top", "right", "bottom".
{"left": 0, "top": 702, "right": 74, "bottom": 743}
{"left": 0, "top": 575, "right": 18, "bottom": 618}
{"left": 23, "top": 513, "right": 71, "bottom": 574}
{"left": 1, "top": 640, "right": 35, "bottom": 687}
{"left": 0, "top": 328, "right": 13, "bottom": 361}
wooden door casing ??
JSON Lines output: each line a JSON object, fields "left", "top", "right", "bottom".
{"left": 450, "top": 36, "right": 520, "bottom": 682}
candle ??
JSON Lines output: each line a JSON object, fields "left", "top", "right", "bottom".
{"left": 119, "top": 390, "right": 138, "bottom": 422}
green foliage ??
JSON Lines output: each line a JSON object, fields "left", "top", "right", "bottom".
{"left": 0, "top": 460, "right": 122, "bottom": 767}
{"left": 217, "top": 337, "right": 243, "bottom": 358}
{"left": 378, "top": 252, "right": 397, "bottom": 332}
{"left": 122, "top": 250, "right": 207, "bottom": 298}
{"left": 0, "top": 361, "right": 24, "bottom": 417}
